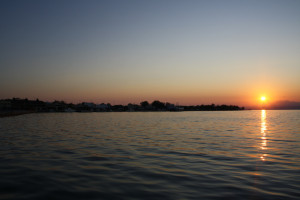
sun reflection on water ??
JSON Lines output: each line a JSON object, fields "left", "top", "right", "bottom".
{"left": 260, "top": 110, "right": 267, "bottom": 161}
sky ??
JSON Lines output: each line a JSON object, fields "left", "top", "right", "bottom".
{"left": 1, "top": 0, "right": 300, "bottom": 107}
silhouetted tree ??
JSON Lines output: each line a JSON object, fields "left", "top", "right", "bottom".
{"left": 140, "top": 101, "right": 149, "bottom": 108}
{"left": 151, "top": 100, "right": 165, "bottom": 110}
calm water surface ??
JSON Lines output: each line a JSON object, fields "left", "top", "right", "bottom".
{"left": 0, "top": 110, "right": 299, "bottom": 200}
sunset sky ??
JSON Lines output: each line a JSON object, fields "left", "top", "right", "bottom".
{"left": 1, "top": 0, "right": 300, "bottom": 107}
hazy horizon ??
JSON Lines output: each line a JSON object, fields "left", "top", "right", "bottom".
{"left": 1, "top": 0, "right": 300, "bottom": 107}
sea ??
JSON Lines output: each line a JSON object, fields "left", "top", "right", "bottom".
{"left": 0, "top": 110, "right": 299, "bottom": 200}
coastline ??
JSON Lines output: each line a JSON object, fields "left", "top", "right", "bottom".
{"left": 0, "top": 111, "right": 35, "bottom": 118}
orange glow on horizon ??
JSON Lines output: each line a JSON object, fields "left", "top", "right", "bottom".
{"left": 260, "top": 96, "right": 267, "bottom": 110}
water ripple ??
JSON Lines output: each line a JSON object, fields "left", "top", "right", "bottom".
{"left": 0, "top": 111, "right": 299, "bottom": 199}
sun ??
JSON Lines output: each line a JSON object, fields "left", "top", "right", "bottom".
{"left": 261, "top": 96, "right": 266, "bottom": 101}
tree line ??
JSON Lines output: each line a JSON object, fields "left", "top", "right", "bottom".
{"left": 0, "top": 98, "right": 244, "bottom": 112}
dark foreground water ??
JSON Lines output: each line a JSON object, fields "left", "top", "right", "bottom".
{"left": 0, "top": 110, "right": 299, "bottom": 200}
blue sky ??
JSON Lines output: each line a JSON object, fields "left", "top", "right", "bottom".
{"left": 1, "top": 0, "right": 300, "bottom": 106}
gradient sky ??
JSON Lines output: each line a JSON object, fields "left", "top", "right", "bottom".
{"left": 1, "top": 0, "right": 300, "bottom": 107}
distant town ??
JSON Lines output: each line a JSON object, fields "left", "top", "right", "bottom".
{"left": 0, "top": 98, "right": 245, "bottom": 117}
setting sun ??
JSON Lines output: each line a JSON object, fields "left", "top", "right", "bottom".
{"left": 261, "top": 96, "right": 266, "bottom": 101}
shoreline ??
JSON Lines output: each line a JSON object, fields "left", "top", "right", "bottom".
{"left": 1, "top": 109, "right": 299, "bottom": 118}
{"left": 0, "top": 110, "right": 245, "bottom": 118}
{"left": 0, "top": 111, "right": 35, "bottom": 118}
